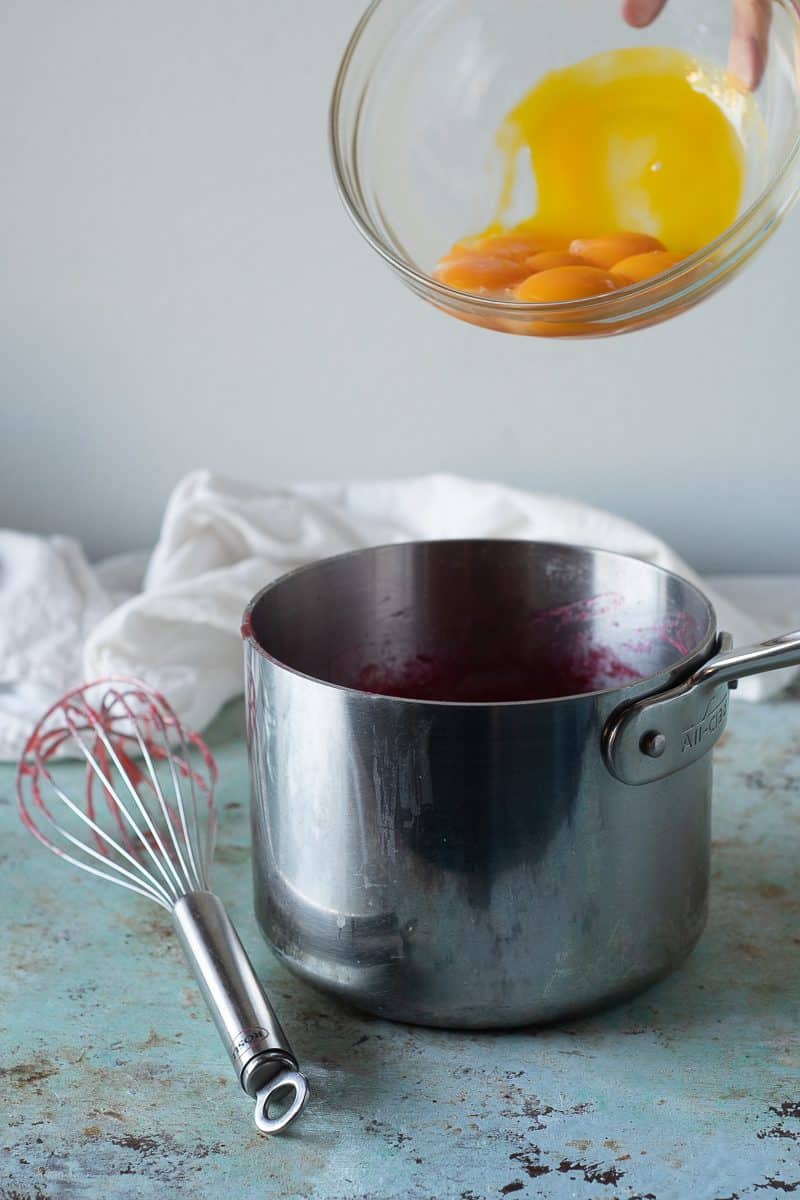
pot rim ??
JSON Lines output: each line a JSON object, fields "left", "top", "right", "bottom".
{"left": 241, "top": 538, "right": 718, "bottom": 707}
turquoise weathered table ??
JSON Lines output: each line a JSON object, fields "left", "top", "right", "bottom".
{"left": 2, "top": 686, "right": 800, "bottom": 1199}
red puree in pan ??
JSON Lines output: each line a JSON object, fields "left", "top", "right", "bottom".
{"left": 356, "top": 646, "right": 638, "bottom": 702}
{"left": 352, "top": 595, "right": 696, "bottom": 703}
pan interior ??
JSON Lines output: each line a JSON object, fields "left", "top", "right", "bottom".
{"left": 248, "top": 541, "right": 714, "bottom": 702}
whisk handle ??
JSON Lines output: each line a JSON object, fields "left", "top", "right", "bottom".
{"left": 172, "top": 890, "right": 308, "bottom": 1134}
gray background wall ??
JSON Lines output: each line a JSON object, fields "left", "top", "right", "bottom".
{"left": 0, "top": 0, "right": 797, "bottom": 572}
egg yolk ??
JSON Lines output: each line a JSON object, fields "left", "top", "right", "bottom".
{"left": 515, "top": 266, "right": 618, "bottom": 303}
{"left": 524, "top": 251, "right": 588, "bottom": 271}
{"left": 433, "top": 46, "right": 751, "bottom": 331}
{"left": 435, "top": 254, "right": 532, "bottom": 293}
{"left": 496, "top": 47, "right": 745, "bottom": 257}
{"left": 569, "top": 234, "right": 666, "bottom": 270}
{"left": 612, "top": 250, "right": 686, "bottom": 284}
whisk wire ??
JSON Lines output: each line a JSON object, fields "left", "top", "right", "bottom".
{"left": 18, "top": 679, "right": 217, "bottom": 911}
{"left": 151, "top": 696, "right": 211, "bottom": 887}
{"left": 101, "top": 684, "right": 216, "bottom": 892}
{"left": 62, "top": 703, "right": 185, "bottom": 903}
{"left": 160, "top": 724, "right": 206, "bottom": 892}
{"left": 24, "top": 760, "right": 175, "bottom": 908}
{"left": 182, "top": 723, "right": 216, "bottom": 886}
{"left": 37, "top": 842, "right": 172, "bottom": 907}
{"left": 99, "top": 690, "right": 198, "bottom": 896}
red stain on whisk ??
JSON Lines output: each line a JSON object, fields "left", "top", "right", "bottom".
{"left": 17, "top": 678, "right": 217, "bottom": 892}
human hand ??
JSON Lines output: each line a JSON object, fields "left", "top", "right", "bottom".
{"left": 622, "top": 0, "right": 771, "bottom": 89}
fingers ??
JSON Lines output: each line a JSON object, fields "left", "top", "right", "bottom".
{"left": 729, "top": 0, "right": 772, "bottom": 89}
{"left": 623, "top": 0, "right": 771, "bottom": 91}
{"left": 621, "top": 0, "right": 669, "bottom": 28}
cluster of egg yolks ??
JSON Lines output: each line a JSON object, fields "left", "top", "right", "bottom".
{"left": 436, "top": 231, "right": 684, "bottom": 305}
{"left": 433, "top": 47, "right": 746, "bottom": 322}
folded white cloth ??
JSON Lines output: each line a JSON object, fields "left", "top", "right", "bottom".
{"left": 0, "top": 471, "right": 796, "bottom": 760}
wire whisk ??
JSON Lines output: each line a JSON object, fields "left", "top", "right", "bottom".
{"left": 17, "top": 678, "right": 308, "bottom": 1135}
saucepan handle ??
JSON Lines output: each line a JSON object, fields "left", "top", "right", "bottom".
{"left": 690, "top": 629, "right": 800, "bottom": 689}
{"left": 603, "top": 629, "right": 800, "bottom": 786}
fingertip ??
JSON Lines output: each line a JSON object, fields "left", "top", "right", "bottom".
{"left": 730, "top": 0, "right": 771, "bottom": 90}
{"left": 622, "top": 0, "right": 666, "bottom": 28}
{"left": 729, "top": 35, "right": 766, "bottom": 90}
{"left": 621, "top": 0, "right": 648, "bottom": 28}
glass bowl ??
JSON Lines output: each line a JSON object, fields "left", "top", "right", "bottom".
{"left": 330, "top": 0, "right": 800, "bottom": 338}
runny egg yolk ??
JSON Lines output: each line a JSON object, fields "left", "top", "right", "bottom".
{"left": 495, "top": 47, "right": 746, "bottom": 258}
{"left": 433, "top": 46, "right": 751, "bottom": 319}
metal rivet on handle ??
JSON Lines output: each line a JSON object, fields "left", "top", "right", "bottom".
{"left": 640, "top": 731, "right": 667, "bottom": 758}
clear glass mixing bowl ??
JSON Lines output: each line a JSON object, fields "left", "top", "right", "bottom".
{"left": 331, "top": 0, "right": 800, "bottom": 337}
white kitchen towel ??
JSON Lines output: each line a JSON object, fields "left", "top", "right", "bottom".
{"left": 0, "top": 534, "right": 146, "bottom": 760}
{"left": 0, "top": 470, "right": 796, "bottom": 761}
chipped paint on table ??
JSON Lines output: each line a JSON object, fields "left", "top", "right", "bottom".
{"left": 2, "top": 690, "right": 800, "bottom": 1200}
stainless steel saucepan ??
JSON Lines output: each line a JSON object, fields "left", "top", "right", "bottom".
{"left": 241, "top": 541, "right": 800, "bottom": 1029}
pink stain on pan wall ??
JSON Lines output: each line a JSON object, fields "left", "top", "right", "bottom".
{"left": 527, "top": 592, "right": 626, "bottom": 627}
{"left": 353, "top": 594, "right": 698, "bottom": 703}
